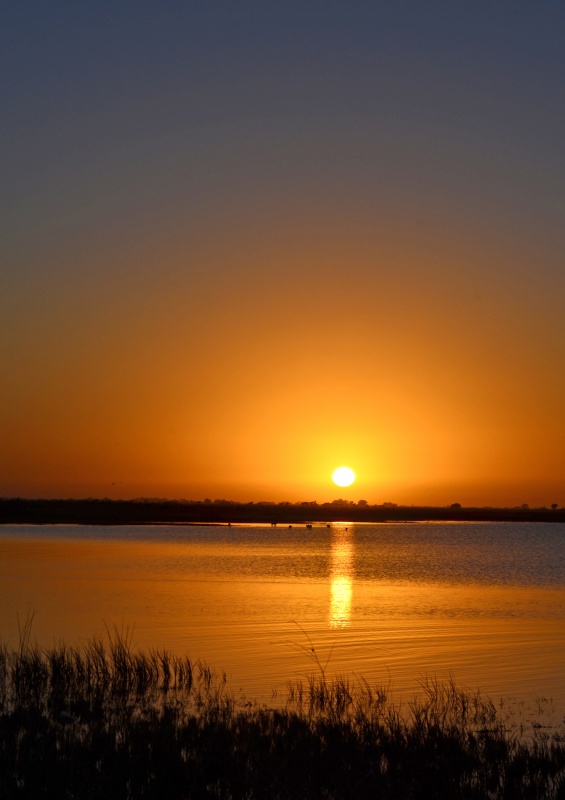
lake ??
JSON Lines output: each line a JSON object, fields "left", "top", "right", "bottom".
{"left": 1, "top": 522, "right": 564, "bottom": 715}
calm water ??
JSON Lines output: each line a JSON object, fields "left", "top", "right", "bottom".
{"left": 1, "top": 522, "right": 564, "bottom": 711}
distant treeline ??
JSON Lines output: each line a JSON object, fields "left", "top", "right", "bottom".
{"left": 1, "top": 498, "right": 564, "bottom": 525}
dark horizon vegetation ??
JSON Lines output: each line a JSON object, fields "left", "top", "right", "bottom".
{"left": 1, "top": 497, "right": 564, "bottom": 526}
{"left": 1, "top": 626, "right": 565, "bottom": 800}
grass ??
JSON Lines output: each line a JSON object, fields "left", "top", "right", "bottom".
{"left": 1, "top": 626, "right": 565, "bottom": 799}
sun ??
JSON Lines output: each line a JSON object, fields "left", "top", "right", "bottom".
{"left": 332, "top": 466, "right": 356, "bottom": 487}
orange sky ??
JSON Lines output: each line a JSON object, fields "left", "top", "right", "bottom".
{"left": 2, "top": 4, "right": 565, "bottom": 507}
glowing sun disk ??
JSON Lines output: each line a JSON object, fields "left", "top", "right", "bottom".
{"left": 332, "top": 466, "right": 356, "bottom": 487}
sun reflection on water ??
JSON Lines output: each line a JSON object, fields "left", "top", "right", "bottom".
{"left": 329, "top": 528, "right": 354, "bottom": 628}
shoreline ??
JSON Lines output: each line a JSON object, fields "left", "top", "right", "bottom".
{"left": 1, "top": 497, "right": 564, "bottom": 525}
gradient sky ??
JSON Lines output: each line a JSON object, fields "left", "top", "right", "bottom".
{"left": 2, "top": 1, "right": 565, "bottom": 505}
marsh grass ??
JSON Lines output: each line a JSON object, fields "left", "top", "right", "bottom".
{"left": 1, "top": 629, "right": 565, "bottom": 799}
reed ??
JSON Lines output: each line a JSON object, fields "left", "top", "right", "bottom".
{"left": 1, "top": 631, "right": 564, "bottom": 799}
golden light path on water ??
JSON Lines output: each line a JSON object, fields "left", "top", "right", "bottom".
{"left": 1, "top": 523, "right": 565, "bottom": 722}
{"left": 329, "top": 527, "right": 353, "bottom": 627}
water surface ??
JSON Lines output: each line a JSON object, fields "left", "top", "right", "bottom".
{"left": 1, "top": 522, "right": 564, "bottom": 712}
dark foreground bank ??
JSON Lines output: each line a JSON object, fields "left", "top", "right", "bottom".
{"left": 1, "top": 630, "right": 565, "bottom": 799}
{"left": 2, "top": 497, "right": 565, "bottom": 525}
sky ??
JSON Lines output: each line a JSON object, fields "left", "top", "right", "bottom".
{"left": 2, "top": 1, "right": 565, "bottom": 506}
